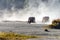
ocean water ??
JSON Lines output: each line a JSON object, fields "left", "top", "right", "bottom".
{"left": 0, "top": 0, "right": 60, "bottom": 24}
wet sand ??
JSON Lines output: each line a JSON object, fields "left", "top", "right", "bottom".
{"left": 0, "top": 21, "right": 60, "bottom": 40}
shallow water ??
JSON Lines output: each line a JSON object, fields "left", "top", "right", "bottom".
{"left": 0, "top": 22, "right": 60, "bottom": 40}
{"left": 0, "top": 22, "right": 60, "bottom": 35}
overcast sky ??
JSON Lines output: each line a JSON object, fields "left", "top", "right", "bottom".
{"left": 0, "top": 0, "right": 25, "bottom": 10}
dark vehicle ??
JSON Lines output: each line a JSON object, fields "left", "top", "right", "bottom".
{"left": 28, "top": 17, "right": 35, "bottom": 24}
{"left": 42, "top": 16, "right": 49, "bottom": 22}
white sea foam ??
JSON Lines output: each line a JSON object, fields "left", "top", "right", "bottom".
{"left": 0, "top": 0, "right": 60, "bottom": 24}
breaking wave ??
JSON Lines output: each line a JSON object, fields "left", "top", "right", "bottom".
{"left": 0, "top": 0, "right": 60, "bottom": 24}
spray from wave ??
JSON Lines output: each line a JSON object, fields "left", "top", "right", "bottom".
{"left": 0, "top": 0, "right": 60, "bottom": 24}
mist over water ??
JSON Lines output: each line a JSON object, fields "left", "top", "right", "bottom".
{"left": 0, "top": 0, "right": 60, "bottom": 24}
